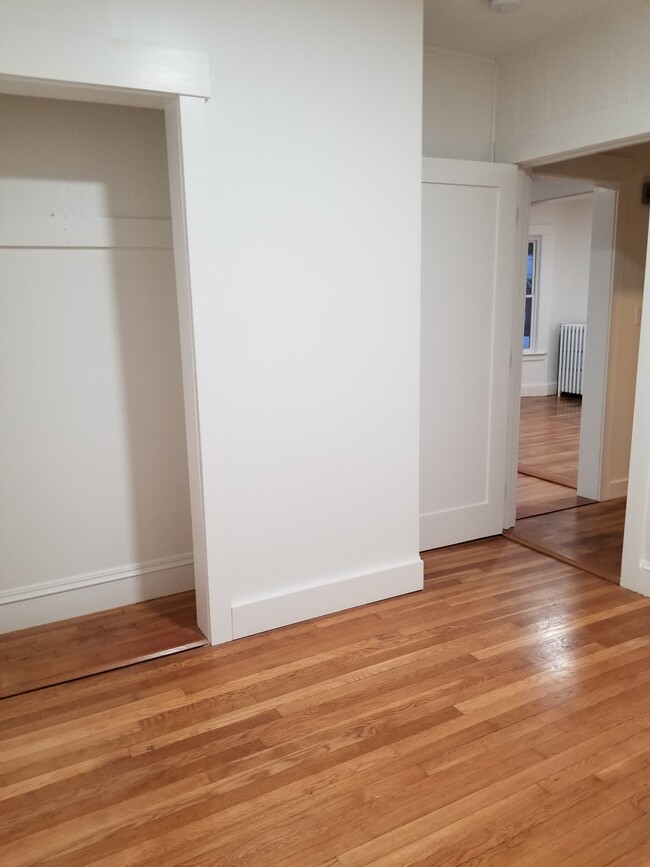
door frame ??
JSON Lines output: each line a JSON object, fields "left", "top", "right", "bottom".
{"left": 578, "top": 186, "right": 619, "bottom": 501}
{"left": 504, "top": 141, "right": 650, "bottom": 597}
{"left": 0, "top": 32, "right": 223, "bottom": 642}
{"left": 503, "top": 171, "right": 532, "bottom": 529}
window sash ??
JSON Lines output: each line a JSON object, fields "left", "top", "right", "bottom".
{"left": 523, "top": 237, "right": 540, "bottom": 351}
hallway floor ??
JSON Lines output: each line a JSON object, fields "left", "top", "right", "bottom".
{"left": 507, "top": 395, "right": 626, "bottom": 584}
{"left": 517, "top": 394, "right": 582, "bottom": 489}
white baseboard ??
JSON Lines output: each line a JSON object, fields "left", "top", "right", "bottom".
{"left": 520, "top": 382, "right": 558, "bottom": 397}
{"left": 231, "top": 559, "right": 424, "bottom": 639}
{"left": 0, "top": 553, "right": 194, "bottom": 634}
{"left": 621, "top": 559, "right": 650, "bottom": 596}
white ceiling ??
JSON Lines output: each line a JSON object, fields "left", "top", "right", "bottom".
{"left": 423, "top": 0, "right": 616, "bottom": 59}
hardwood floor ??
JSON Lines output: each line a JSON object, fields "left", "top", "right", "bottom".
{"left": 516, "top": 473, "right": 593, "bottom": 521}
{"left": 2, "top": 538, "right": 650, "bottom": 864}
{"left": 505, "top": 499, "right": 627, "bottom": 586}
{"left": 0, "top": 592, "right": 207, "bottom": 700}
{"left": 513, "top": 395, "right": 625, "bottom": 583}
{"left": 518, "top": 395, "right": 582, "bottom": 489}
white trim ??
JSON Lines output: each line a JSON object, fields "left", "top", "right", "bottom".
{"left": 0, "top": 23, "right": 210, "bottom": 99}
{"left": 490, "top": 57, "right": 498, "bottom": 163}
{"left": 231, "top": 560, "right": 424, "bottom": 640}
{"left": 504, "top": 170, "right": 531, "bottom": 529}
{"left": 522, "top": 352, "right": 547, "bottom": 361}
{"left": 165, "top": 96, "right": 220, "bottom": 645}
{"left": 0, "top": 216, "right": 172, "bottom": 249}
{"left": 577, "top": 187, "right": 618, "bottom": 501}
{"left": 0, "top": 553, "right": 194, "bottom": 605}
{"left": 640, "top": 561, "right": 650, "bottom": 574}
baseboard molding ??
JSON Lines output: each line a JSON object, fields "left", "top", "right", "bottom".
{"left": 0, "top": 553, "right": 194, "bottom": 634}
{"left": 520, "top": 382, "right": 557, "bottom": 397}
{"left": 621, "top": 560, "right": 650, "bottom": 596}
{"left": 231, "top": 559, "right": 424, "bottom": 639}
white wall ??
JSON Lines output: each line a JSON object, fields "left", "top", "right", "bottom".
{"left": 0, "top": 1, "right": 424, "bottom": 640}
{"left": 521, "top": 194, "right": 593, "bottom": 396}
{"left": 423, "top": 47, "right": 495, "bottom": 160}
{"left": 0, "top": 95, "right": 193, "bottom": 631}
{"left": 496, "top": 0, "right": 650, "bottom": 166}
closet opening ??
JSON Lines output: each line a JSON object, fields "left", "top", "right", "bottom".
{"left": 0, "top": 93, "right": 207, "bottom": 695}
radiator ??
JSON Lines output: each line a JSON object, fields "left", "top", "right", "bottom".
{"left": 558, "top": 323, "right": 586, "bottom": 396}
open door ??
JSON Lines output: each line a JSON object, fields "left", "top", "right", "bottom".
{"left": 420, "top": 158, "right": 520, "bottom": 551}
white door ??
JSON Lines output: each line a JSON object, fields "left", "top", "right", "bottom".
{"left": 420, "top": 158, "right": 519, "bottom": 551}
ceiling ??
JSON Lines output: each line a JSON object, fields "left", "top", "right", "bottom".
{"left": 423, "top": 0, "right": 616, "bottom": 59}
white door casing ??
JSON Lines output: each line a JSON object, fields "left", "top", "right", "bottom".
{"left": 577, "top": 187, "right": 618, "bottom": 501}
{"left": 0, "top": 29, "right": 218, "bottom": 641}
{"left": 420, "top": 158, "right": 519, "bottom": 551}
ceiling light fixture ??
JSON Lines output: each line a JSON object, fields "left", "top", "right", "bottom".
{"left": 488, "top": 0, "right": 520, "bottom": 12}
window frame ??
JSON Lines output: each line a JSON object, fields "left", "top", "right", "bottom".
{"left": 523, "top": 236, "right": 541, "bottom": 353}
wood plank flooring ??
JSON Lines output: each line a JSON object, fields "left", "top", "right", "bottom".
{"left": 505, "top": 499, "right": 627, "bottom": 585}
{"left": 2, "top": 538, "right": 650, "bottom": 864}
{"left": 0, "top": 592, "right": 207, "bottom": 700}
{"left": 513, "top": 394, "right": 625, "bottom": 583}
{"left": 518, "top": 395, "right": 582, "bottom": 489}
{"left": 516, "top": 473, "right": 593, "bottom": 521}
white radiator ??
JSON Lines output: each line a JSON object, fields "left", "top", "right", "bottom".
{"left": 558, "top": 323, "right": 586, "bottom": 396}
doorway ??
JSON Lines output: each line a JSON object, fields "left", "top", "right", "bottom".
{"left": 0, "top": 93, "right": 208, "bottom": 695}
{"left": 505, "top": 144, "right": 649, "bottom": 585}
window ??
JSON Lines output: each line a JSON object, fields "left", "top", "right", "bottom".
{"left": 523, "top": 237, "right": 540, "bottom": 350}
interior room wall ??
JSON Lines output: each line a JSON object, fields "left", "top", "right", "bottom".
{"left": 0, "top": 0, "right": 425, "bottom": 641}
{"left": 0, "top": 94, "right": 193, "bottom": 631}
{"left": 521, "top": 194, "right": 593, "bottom": 396}
{"left": 422, "top": 46, "right": 495, "bottom": 160}
{"left": 495, "top": 0, "right": 650, "bottom": 166}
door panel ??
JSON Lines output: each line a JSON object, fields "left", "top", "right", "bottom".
{"left": 420, "top": 158, "right": 519, "bottom": 551}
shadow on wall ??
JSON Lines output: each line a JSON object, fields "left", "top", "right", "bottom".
{"left": 0, "top": 94, "right": 193, "bottom": 631}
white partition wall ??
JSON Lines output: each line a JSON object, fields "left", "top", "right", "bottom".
{"left": 496, "top": 0, "right": 650, "bottom": 166}
{"left": 422, "top": 48, "right": 496, "bottom": 161}
{"left": 0, "top": 1, "right": 424, "bottom": 642}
